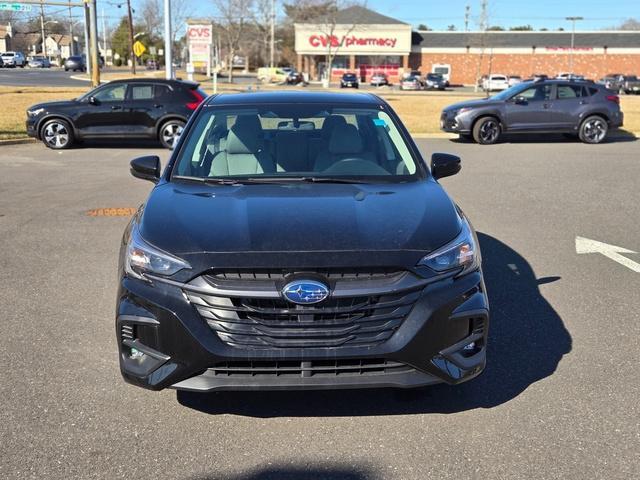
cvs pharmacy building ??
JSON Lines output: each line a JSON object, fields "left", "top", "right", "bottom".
{"left": 294, "top": 6, "right": 412, "bottom": 83}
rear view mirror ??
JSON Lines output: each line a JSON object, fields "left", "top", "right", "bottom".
{"left": 431, "top": 153, "right": 461, "bottom": 180}
{"left": 130, "top": 156, "right": 161, "bottom": 183}
{"left": 88, "top": 96, "right": 99, "bottom": 105}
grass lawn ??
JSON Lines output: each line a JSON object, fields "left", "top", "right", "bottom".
{"left": 2, "top": 84, "right": 639, "bottom": 140}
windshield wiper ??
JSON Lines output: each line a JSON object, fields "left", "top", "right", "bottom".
{"left": 173, "top": 175, "right": 375, "bottom": 185}
{"left": 242, "top": 176, "right": 375, "bottom": 184}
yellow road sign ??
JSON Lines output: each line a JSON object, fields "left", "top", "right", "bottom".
{"left": 133, "top": 40, "right": 146, "bottom": 57}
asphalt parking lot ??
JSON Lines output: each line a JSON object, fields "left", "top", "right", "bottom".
{"left": 1, "top": 137, "right": 639, "bottom": 479}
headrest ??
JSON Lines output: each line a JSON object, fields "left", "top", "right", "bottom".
{"left": 321, "top": 115, "right": 347, "bottom": 139}
{"left": 234, "top": 114, "right": 262, "bottom": 132}
{"left": 329, "top": 124, "right": 363, "bottom": 155}
{"left": 226, "top": 120, "right": 263, "bottom": 154}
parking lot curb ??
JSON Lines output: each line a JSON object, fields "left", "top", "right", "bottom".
{"left": 0, "top": 137, "right": 36, "bottom": 146}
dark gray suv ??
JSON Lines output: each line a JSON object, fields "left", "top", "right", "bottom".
{"left": 441, "top": 80, "right": 624, "bottom": 144}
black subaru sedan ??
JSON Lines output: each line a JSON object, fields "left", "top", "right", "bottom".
{"left": 117, "top": 91, "right": 489, "bottom": 392}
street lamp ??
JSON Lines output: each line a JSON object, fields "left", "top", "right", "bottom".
{"left": 565, "top": 16, "right": 583, "bottom": 74}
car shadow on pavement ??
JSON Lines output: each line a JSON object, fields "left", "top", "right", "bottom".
{"left": 177, "top": 233, "right": 572, "bottom": 417}
{"left": 450, "top": 131, "right": 636, "bottom": 144}
{"left": 190, "top": 465, "right": 375, "bottom": 480}
{"left": 76, "top": 139, "right": 163, "bottom": 149}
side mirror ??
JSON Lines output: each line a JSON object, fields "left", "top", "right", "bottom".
{"left": 431, "top": 153, "right": 461, "bottom": 180}
{"left": 130, "top": 156, "right": 161, "bottom": 183}
{"left": 514, "top": 96, "right": 527, "bottom": 105}
{"left": 88, "top": 96, "right": 99, "bottom": 105}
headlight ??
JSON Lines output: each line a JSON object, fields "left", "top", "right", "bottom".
{"left": 418, "top": 215, "right": 479, "bottom": 274}
{"left": 27, "top": 108, "right": 45, "bottom": 117}
{"left": 125, "top": 225, "right": 190, "bottom": 280}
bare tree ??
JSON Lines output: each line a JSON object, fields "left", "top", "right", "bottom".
{"left": 307, "top": 1, "right": 364, "bottom": 87}
{"left": 212, "top": 0, "right": 254, "bottom": 82}
{"left": 138, "top": 0, "right": 163, "bottom": 39}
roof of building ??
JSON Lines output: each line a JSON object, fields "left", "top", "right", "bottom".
{"left": 47, "top": 34, "right": 72, "bottom": 46}
{"left": 12, "top": 32, "right": 41, "bottom": 45}
{"left": 205, "top": 91, "right": 383, "bottom": 106}
{"left": 303, "top": 6, "right": 408, "bottom": 26}
{"left": 414, "top": 31, "right": 640, "bottom": 48}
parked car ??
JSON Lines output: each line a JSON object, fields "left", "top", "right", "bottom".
{"left": 424, "top": 73, "right": 446, "bottom": 90}
{"left": 26, "top": 79, "right": 206, "bottom": 150}
{"left": 118, "top": 90, "right": 489, "bottom": 393}
{"left": 370, "top": 71, "right": 389, "bottom": 86}
{"left": 432, "top": 64, "right": 451, "bottom": 86}
{"left": 482, "top": 74, "right": 509, "bottom": 92}
{"left": 0, "top": 56, "right": 3, "bottom": 68}
{"left": 285, "top": 70, "right": 305, "bottom": 85}
{"left": 146, "top": 59, "right": 160, "bottom": 70}
{"left": 28, "top": 56, "right": 51, "bottom": 68}
{"left": 620, "top": 75, "right": 640, "bottom": 94}
{"left": 556, "top": 73, "right": 584, "bottom": 80}
{"left": 441, "top": 80, "right": 623, "bottom": 144}
{"left": 400, "top": 74, "right": 422, "bottom": 90}
{"left": 508, "top": 75, "right": 522, "bottom": 87}
{"left": 1, "top": 51, "right": 26, "bottom": 68}
{"left": 64, "top": 54, "right": 104, "bottom": 72}
{"left": 339, "top": 72, "right": 359, "bottom": 88}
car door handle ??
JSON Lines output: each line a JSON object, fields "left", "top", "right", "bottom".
{"left": 153, "top": 104, "right": 164, "bottom": 108}
{"left": 580, "top": 100, "right": 589, "bottom": 105}
{"left": 111, "top": 105, "right": 123, "bottom": 111}
{"left": 543, "top": 103, "right": 552, "bottom": 109}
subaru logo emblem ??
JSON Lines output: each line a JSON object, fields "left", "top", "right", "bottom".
{"left": 282, "top": 280, "right": 330, "bottom": 304}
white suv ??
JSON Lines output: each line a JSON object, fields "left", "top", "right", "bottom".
{"left": 482, "top": 74, "right": 509, "bottom": 92}
{"left": 1, "top": 51, "right": 26, "bottom": 68}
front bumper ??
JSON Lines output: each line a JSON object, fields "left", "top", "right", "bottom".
{"left": 116, "top": 269, "right": 489, "bottom": 392}
{"left": 440, "top": 111, "right": 472, "bottom": 134}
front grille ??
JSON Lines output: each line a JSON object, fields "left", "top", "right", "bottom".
{"left": 208, "top": 268, "right": 403, "bottom": 281}
{"left": 185, "top": 271, "right": 422, "bottom": 350}
{"left": 209, "top": 359, "right": 414, "bottom": 378}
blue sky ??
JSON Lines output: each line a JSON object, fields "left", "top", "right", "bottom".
{"left": 51, "top": 0, "right": 639, "bottom": 31}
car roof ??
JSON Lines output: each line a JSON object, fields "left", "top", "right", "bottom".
{"left": 205, "top": 91, "right": 383, "bottom": 106}
{"left": 108, "top": 78, "right": 198, "bottom": 87}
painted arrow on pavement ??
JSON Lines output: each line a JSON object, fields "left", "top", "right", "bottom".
{"left": 576, "top": 236, "right": 640, "bottom": 273}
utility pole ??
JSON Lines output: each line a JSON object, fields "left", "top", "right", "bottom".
{"left": 164, "top": 0, "right": 172, "bottom": 79}
{"left": 101, "top": 7, "right": 107, "bottom": 54}
{"left": 127, "top": 0, "right": 136, "bottom": 74}
{"left": 464, "top": 4, "right": 470, "bottom": 32}
{"left": 40, "top": 4, "right": 47, "bottom": 58}
{"left": 83, "top": 2, "right": 91, "bottom": 79}
{"left": 566, "top": 16, "right": 583, "bottom": 73}
{"left": 68, "top": 4, "right": 74, "bottom": 56}
{"left": 269, "top": 0, "right": 275, "bottom": 67}
{"left": 89, "top": 0, "right": 100, "bottom": 86}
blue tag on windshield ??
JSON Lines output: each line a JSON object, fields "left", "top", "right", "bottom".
{"left": 373, "top": 118, "right": 386, "bottom": 127}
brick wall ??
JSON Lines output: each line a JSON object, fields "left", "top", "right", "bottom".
{"left": 413, "top": 52, "right": 640, "bottom": 85}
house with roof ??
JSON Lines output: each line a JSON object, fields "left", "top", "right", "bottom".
{"left": 45, "top": 34, "right": 78, "bottom": 60}
{"left": 0, "top": 24, "right": 12, "bottom": 52}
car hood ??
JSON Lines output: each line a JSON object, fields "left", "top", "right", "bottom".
{"left": 444, "top": 98, "right": 496, "bottom": 112}
{"left": 139, "top": 181, "right": 462, "bottom": 269}
{"left": 29, "top": 100, "right": 79, "bottom": 111}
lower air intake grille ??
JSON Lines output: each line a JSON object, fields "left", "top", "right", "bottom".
{"left": 209, "top": 359, "right": 414, "bottom": 378}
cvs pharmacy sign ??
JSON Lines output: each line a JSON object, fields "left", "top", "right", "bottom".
{"left": 187, "top": 25, "right": 212, "bottom": 44}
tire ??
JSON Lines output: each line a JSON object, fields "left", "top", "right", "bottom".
{"left": 41, "top": 119, "right": 74, "bottom": 150}
{"left": 579, "top": 115, "right": 608, "bottom": 144}
{"left": 159, "top": 119, "right": 185, "bottom": 149}
{"left": 472, "top": 117, "right": 501, "bottom": 145}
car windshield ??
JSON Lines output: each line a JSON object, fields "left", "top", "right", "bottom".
{"left": 489, "top": 82, "right": 533, "bottom": 100}
{"left": 343, "top": 74, "right": 356, "bottom": 79}
{"left": 426, "top": 74, "right": 441, "bottom": 80}
{"left": 172, "top": 104, "right": 423, "bottom": 183}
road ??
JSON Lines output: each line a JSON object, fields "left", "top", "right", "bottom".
{"left": 1, "top": 138, "right": 638, "bottom": 479}
{"left": 0, "top": 68, "right": 91, "bottom": 87}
